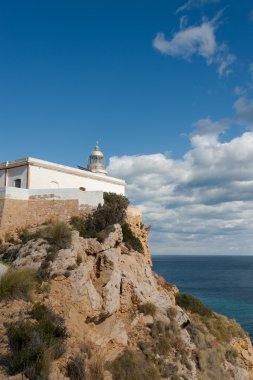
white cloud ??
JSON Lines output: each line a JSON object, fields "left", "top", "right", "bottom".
{"left": 176, "top": 0, "right": 220, "bottom": 14}
{"left": 153, "top": 13, "right": 236, "bottom": 76}
{"left": 234, "top": 97, "right": 253, "bottom": 128}
{"left": 108, "top": 116, "right": 253, "bottom": 255}
{"left": 153, "top": 21, "right": 216, "bottom": 61}
{"left": 234, "top": 86, "right": 247, "bottom": 97}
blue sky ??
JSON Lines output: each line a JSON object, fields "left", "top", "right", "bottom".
{"left": 1, "top": 0, "right": 253, "bottom": 254}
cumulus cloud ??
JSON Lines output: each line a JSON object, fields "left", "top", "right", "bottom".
{"left": 108, "top": 118, "right": 253, "bottom": 254}
{"left": 234, "top": 97, "right": 253, "bottom": 128}
{"left": 153, "top": 12, "right": 236, "bottom": 76}
{"left": 176, "top": 0, "right": 220, "bottom": 14}
{"left": 234, "top": 86, "right": 247, "bottom": 97}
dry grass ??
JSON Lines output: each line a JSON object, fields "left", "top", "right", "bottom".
{"left": 67, "top": 355, "right": 85, "bottom": 380}
{"left": 0, "top": 268, "right": 36, "bottom": 301}
{"left": 202, "top": 314, "right": 245, "bottom": 343}
{"left": 110, "top": 349, "right": 160, "bottom": 380}
{"left": 139, "top": 302, "right": 157, "bottom": 317}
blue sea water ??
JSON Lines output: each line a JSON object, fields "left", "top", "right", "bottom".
{"left": 152, "top": 255, "right": 253, "bottom": 342}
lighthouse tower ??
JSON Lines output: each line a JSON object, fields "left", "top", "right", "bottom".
{"left": 87, "top": 142, "right": 108, "bottom": 175}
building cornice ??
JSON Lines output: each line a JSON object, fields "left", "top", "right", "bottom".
{"left": 0, "top": 157, "right": 126, "bottom": 187}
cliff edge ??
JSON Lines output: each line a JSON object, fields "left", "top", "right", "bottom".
{"left": 0, "top": 200, "right": 253, "bottom": 380}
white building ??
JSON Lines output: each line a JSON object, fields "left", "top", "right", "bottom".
{"left": 0, "top": 143, "right": 125, "bottom": 204}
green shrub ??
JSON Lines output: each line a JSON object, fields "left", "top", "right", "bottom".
{"left": 18, "top": 229, "right": 38, "bottom": 244}
{"left": 30, "top": 303, "right": 67, "bottom": 341}
{"left": 36, "top": 263, "right": 50, "bottom": 282}
{"left": 96, "top": 230, "right": 109, "bottom": 243}
{"left": 70, "top": 216, "right": 97, "bottom": 239}
{"left": 0, "top": 268, "right": 36, "bottom": 301}
{"left": 167, "top": 306, "right": 177, "bottom": 320}
{"left": 176, "top": 293, "right": 213, "bottom": 317}
{"left": 110, "top": 350, "right": 160, "bottom": 380}
{"left": 225, "top": 348, "right": 238, "bottom": 364}
{"left": 70, "top": 193, "right": 129, "bottom": 240}
{"left": 76, "top": 254, "right": 82, "bottom": 266}
{"left": 155, "top": 336, "right": 171, "bottom": 355}
{"left": 122, "top": 223, "right": 144, "bottom": 253}
{"left": 4, "top": 232, "right": 16, "bottom": 244}
{"left": 38, "top": 222, "right": 72, "bottom": 249}
{"left": 203, "top": 314, "right": 244, "bottom": 343}
{"left": 139, "top": 302, "right": 157, "bottom": 317}
{"left": 96, "top": 192, "right": 129, "bottom": 228}
{"left": 5, "top": 304, "right": 67, "bottom": 378}
{"left": 67, "top": 355, "right": 85, "bottom": 380}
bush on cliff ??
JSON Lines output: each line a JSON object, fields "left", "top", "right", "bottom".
{"left": 176, "top": 293, "right": 213, "bottom": 317}
{"left": 121, "top": 223, "right": 144, "bottom": 253}
{"left": 18, "top": 229, "right": 38, "bottom": 244}
{"left": 110, "top": 349, "right": 160, "bottom": 380}
{"left": 70, "top": 192, "right": 129, "bottom": 240}
{"left": 5, "top": 303, "right": 67, "bottom": 378}
{"left": 0, "top": 268, "right": 37, "bottom": 301}
{"left": 67, "top": 355, "right": 86, "bottom": 380}
{"left": 203, "top": 314, "right": 245, "bottom": 343}
{"left": 38, "top": 222, "right": 72, "bottom": 249}
{"left": 19, "top": 222, "right": 72, "bottom": 249}
{"left": 139, "top": 302, "right": 157, "bottom": 317}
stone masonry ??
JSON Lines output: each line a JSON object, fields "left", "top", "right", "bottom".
{"left": 0, "top": 200, "right": 152, "bottom": 265}
{"left": 0, "top": 198, "right": 79, "bottom": 240}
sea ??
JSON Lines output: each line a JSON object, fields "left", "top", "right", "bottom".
{"left": 152, "top": 255, "right": 253, "bottom": 342}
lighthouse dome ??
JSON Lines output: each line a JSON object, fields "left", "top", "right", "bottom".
{"left": 87, "top": 142, "right": 107, "bottom": 175}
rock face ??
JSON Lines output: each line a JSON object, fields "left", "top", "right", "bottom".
{"left": 0, "top": 224, "right": 253, "bottom": 380}
{"left": 126, "top": 207, "right": 152, "bottom": 265}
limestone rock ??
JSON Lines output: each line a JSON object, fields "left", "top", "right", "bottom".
{"left": 1, "top": 223, "right": 253, "bottom": 380}
{"left": 12, "top": 239, "right": 49, "bottom": 269}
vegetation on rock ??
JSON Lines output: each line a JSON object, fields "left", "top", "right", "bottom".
{"left": 0, "top": 214, "right": 252, "bottom": 380}
{"left": 71, "top": 192, "right": 130, "bottom": 241}
{"left": 122, "top": 223, "right": 144, "bottom": 253}
{"left": 139, "top": 302, "right": 157, "bottom": 317}
{"left": 110, "top": 349, "right": 160, "bottom": 380}
{"left": 67, "top": 355, "right": 85, "bottom": 380}
{"left": 20, "top": 222, "right": 72, "bottom": 249}
{"left": 4, "top": 303, "right": 67, "bottom": 379}
{"left": 176, "top": 293, "right": 213, "bottom": 317}
{"left": 0, "top": 268, "right": 36, "bottom": 301}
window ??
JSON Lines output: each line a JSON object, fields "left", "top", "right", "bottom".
{"left": 14, "top": 179, "right": 21, "bottom": 188}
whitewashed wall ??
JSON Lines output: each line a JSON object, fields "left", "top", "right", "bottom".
{"left": 0, "top": 187, "right": 104, "bottom": 207}
{"left": 0, "top": 187, "right": 29, "bottom": 200}
{"left": 29, "top": 165, "right": 125, "bottom": 194}
{"left": 0, "top": 170, "right": 5, "bottom": 187}
{"left": 6, "top": 166, "right": 27, "bottom": 188}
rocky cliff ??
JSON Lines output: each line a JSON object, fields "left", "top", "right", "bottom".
{"left": 0, "top": 222, "right": 253, "bottom": 380}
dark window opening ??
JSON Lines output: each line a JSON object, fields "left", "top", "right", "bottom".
{"left": 14, "top": 179, "right": 21, "bottom": 188}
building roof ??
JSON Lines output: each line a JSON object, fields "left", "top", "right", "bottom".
{"left": 0, "top": 157, "right": 125, "bottom": 186}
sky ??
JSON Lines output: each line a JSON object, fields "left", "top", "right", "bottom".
{"left": 1, "top": 0, "right": 253, "bottom": 255}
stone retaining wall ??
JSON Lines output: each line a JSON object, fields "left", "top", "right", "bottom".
{"left": 0, "top": 200, "right": 152, "bottom": 266}
{"left": 0, "top": 198, "right": 79, "bottom": 239}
